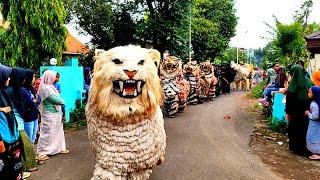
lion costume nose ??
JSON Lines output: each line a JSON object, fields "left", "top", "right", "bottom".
{"left": 124, "top": 70, "right": 137, "bottom": 79}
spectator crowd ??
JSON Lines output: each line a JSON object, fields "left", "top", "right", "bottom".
{"left": 259, "top": 60, "right": 320, "bottom": 160}
{"left": 0, "top": 65, "right": 68, "bottom": 179}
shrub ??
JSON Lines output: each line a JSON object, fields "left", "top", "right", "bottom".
{"left": 64, "top": 100, "right": 87, "bottom": 130}
{"left": 250, "top": 80, "right": 267, "bottom": 99}
{"left": 268, "top": 117, "right": 288, "bottom": 134}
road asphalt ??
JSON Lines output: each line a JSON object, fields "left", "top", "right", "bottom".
{"left": 31, "top": 91, "right": 281, "bottom": 180}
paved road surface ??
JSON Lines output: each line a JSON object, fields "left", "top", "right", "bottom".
{"left": 31, "top": 92, "right": 281, "bottom": 180}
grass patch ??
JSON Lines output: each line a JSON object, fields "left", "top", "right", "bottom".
{"left": 268, "top": 116, "right": 288, "bottom": 134}
{"left": 250, "top": 80, "right": 267, "bottom": 99}
{"left": 248, "top": 103, "right": 263, "bottom": 113}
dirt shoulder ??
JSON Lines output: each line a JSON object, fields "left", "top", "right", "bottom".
{"left": 248, "top": 97, "right": 320, "bottom": 180}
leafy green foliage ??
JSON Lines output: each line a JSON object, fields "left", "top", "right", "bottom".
{"left": 0, "top": 0, "right": 67, "bottom": 67}
{"left": 294, "top": 0, "right": 313, "bottom": 27}
{"left": 136, "top": 0, "right": 191, "bottom": 59}
{"left": 65, "top": 0, "right": 237, "bottom": 61}
{"left": 70, "top": 100, "right": 86, "bottom": 123}
{"left": 215, "top": 47, "right": 250, "bottom": 65}
{"left": 273, "top": 22, "right": 307, "bottom": 64}
{"left": 78, "top": 50, "right": 95, "bottom": 68}
{"left": 259, "top": 22, "right": 308, "bottom": 67}
{"left": 71, "top": 0, "right": 116, "bottom": 50}
{"left": 258, "top": 0, "right": 319, "bottom": 67}
{"left": 192, "top": 0, "right": 237, "bottom": 61}
{"left": 305, "top": 22, "right": 320, "bottom": 35}
{"left": 250, "top": 80, "right": 267, "bottom": 99}
{"left": 268, "top": 117, "right": 288, "bottom": 134}
{"left": 65, "top": 100, "right": 87, "bottom": 130}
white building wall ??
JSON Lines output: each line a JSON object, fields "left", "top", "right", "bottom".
{"left": 307, "top": 54, "right": 320, "bottom": 75}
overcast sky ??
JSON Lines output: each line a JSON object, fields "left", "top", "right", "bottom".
{"left": 67, "top": 0, "right": 320, "bottom": 49}
{"left": 229, "top": 0, "right": 320, "bottom": 49}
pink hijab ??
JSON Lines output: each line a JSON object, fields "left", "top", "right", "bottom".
{"left": 38, "top": 70, "right": 61, "bottom": 110}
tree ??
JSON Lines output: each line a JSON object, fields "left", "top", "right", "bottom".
{"left": 67, "top": 0, "right": 192, "bottom": 59}
{"left": 0, "top": 0, "right": 67, "bottom": 67}
{"left": 305, "top": 22, "right": 320, "bottom": 35}
{"left": 192, "top": 0, "right": 237, "bottom": 62}
{"left": 273, "top": 22, "right": 307, "bottom": 64}
{"left": 294, "top": 0, "right": 313, "bottom": 27}
{"left": 71, "top": 0, "right": 116, "bottom": 50}
{"left": 136, "top": 0, "right": 191, "bottom": 59}
{"left": 258, "top": 0, "right": 318, "bottom": 67}
{"left": 67, "top": 0, "right": 138, "bottom": 50}
{"left": 66, "top": 0, "right": 236, "bottom": 61}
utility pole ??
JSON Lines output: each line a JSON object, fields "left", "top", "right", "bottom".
{"left": 236, "top": 47, "right": 239, "bottom": 64}
{"left": 189, "top": 1, "right": 192, "bottom": 62}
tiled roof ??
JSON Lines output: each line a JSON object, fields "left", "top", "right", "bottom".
{"left": 306, "top": 31, "right": 320, "bottom": 40}
{"left": 64, "top": 32, "right": 90, "bottom": 54}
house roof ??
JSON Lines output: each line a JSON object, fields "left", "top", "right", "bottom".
{"left": 305, "top": 31, "right": 320, "bottom": 40}
{"left": 64, "top": 33, "right": 90, "bottom": 55}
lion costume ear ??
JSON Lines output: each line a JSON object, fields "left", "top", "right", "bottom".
{"left": 148, "top": 49, "right": 161, "bottom": 68}
{"left": 95, "top": 49, "right": 106, "bottom": 56}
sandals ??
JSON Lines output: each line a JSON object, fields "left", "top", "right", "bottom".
{"left": 22, "top": 172, "right": 31, "bottom": 179}
{"left": 60, "top": 149, "right": 70, "bottom": 154}
{"left": 28, "top": 167, "right": 38, "bottom": 172}
{"left": 309, "top": 154, "right": 320, "bottom": 160}
{"left": 36, "top": 154, "right": 49, "bottom": 161}
{"left": 36, "top": 160, "right": 45, "bottom": 165}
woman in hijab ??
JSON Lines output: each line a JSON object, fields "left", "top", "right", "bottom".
{"left": 266, "top": 65, "right": 277, "bottom": 86}
{"left": 0, "top": 65, "right": 22, "bottom": 179}
{"left": 21, "top": 69, "right": 39, "bottom": 144}
{"left": 305, "top": 86, "right": 320, "bottom": 160}
{"left": 5, "top": 67, "right": 37, "bottom": 174}
{"left": 285, "top": 65, "right": 313, "bottom": 157}
{"left": 6, "top": 68, "right": 27, "bottom": 131}
{"left": 37, "top": 70, "right": 68, "bottom": 161}
{"left": 262, "top": 66, "right": 288, "bottom": 102}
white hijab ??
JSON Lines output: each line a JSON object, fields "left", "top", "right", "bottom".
{"left": 38, "top": 70, "right": 61, "bottom": 111}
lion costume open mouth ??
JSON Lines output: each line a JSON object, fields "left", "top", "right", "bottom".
{"left": 113, "top": 80, "right": 145, "bottom": 98}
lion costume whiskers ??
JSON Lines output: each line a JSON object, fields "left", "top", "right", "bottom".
{"left": 86, "top": 45, "right": 166, "bottom": 180}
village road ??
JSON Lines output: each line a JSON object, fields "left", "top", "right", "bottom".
{"left": 31, "top": 92, "right": 281, "bottom": 180}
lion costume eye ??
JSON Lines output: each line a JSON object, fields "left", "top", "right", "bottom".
{"left": 112, "top": 59, "right": 122, "bottom": 65}
{"left": 138, "top": 60, "right": 145, "bottom": 65}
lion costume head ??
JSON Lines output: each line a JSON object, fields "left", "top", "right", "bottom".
{"left": 159, "top": 56, "right": 182, "bottom": 78}
{"left": 87, "top": 45, "right": 162, "bottom": 125}
{"left": 200, "top": 61, "right": 214, "bottom": 75}
{"left": 183, "top": 60, "right": 200, "bottom": 76}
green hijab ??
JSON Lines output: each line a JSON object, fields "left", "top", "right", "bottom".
{"left": 267, "top": 68, "right": 276, "bottom": 77}
{"left": 288, "top": 65, "right": 312, "bottom": 101}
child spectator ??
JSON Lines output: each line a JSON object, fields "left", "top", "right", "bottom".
{"left": 305, "top": 86, "right": 320, "bottom": 160}
{"left": 53, "top": 73, "right": 61, "bottom": 93}
{"left": 53, "top": 72, "right": 65, "bottom": 120}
